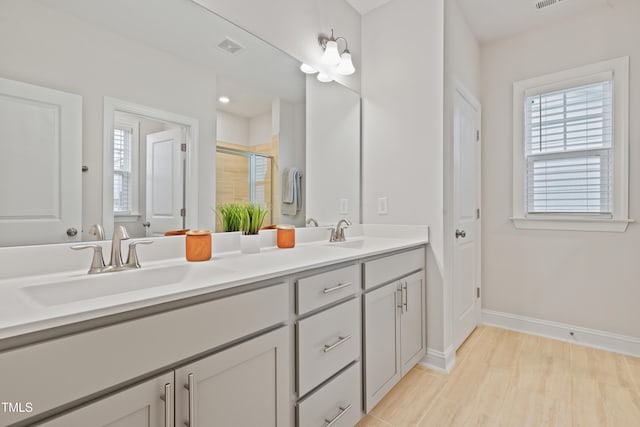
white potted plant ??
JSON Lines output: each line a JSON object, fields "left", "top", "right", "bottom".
{"left": 239, "top": 203, "right": 269, "bottom": 254}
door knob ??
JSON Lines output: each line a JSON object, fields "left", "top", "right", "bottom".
{"left": 66, "top": 227, "right": 78, "bottom": 237}
{"left": 142, "top": 222, "right": 151, "bottom": 228}
{"left": 455, "top": 229, "right": 466, "bottom": 238}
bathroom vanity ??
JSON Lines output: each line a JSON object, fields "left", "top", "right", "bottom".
{"left": 0, "top": 226, "right": 427, "bottom": 426}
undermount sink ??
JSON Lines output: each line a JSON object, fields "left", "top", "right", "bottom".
{"left": 324, "top": 240, "right": 367, "bottom": 249}
{"left": 21, "top": 264, "right": 191, "bottom": 307}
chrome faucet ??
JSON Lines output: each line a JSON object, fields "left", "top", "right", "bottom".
{"left": 109, "top": 225, "right": 131, "bottom": 268}
{"left": 88, "top": 223, "right": 105, "bottom": 240}
{"left": 330, "top": 219, "right": 352, "bottom": 242}
{"left": 306, "top": 218, "right": 319, "bottom": 227}
{"left": 72, "top": 225, "right": 153, "bottom": 274}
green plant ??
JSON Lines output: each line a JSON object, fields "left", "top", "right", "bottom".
{"left": 240, "top": 203, "right": 269, "bottom": 235}
{"left": 217, "top": 203, "right": 244, "bottom": 232}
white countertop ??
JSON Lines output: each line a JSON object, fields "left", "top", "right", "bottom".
{"left": 0, "top": 225, "right": 428, "bottom": 341}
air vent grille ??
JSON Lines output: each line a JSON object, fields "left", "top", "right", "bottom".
{"left": 535, "top": 0, "right": 565, "bottom": 9}
{"left": 217, "top": 38, "right": 244, "bottom": 54}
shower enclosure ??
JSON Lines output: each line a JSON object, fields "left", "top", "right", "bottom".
{"left": 215, "top": 146, "right": 274, "bottom": 231}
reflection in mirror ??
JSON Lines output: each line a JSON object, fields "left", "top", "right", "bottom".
{"left": 0, "top": 0, "right": 359, "bottom": 247}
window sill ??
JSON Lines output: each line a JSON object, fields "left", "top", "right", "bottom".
{"left": 510, "top": 217, "right": 633, "bottom": 232}
{"left": 114, "top": 213, "right": 141, "bottom": 223}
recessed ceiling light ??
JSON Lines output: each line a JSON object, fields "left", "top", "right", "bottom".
{"left": 218, "top": 96, "right": 230, "bottom": 104}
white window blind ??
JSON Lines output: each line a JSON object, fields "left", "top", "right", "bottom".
{"left": 113, "top": 126, "right": 133, "bottom": 213}
{"left": 524, "top": 80, "right": 613, "bottom": 216}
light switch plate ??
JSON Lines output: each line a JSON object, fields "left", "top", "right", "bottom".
{"left": 377, "top": 197, "right": 388, "bottom": 215}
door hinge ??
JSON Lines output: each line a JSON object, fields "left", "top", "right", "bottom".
{"left": 476, "top": 130, "right": 480, "bottom": 142}
{"left": 477, "top": 287, "right": 481, "bottom": 298}
{"left": 180, "top": 208, "right": 186, "bottom": 217}
{"left": 476, "top": 208, "right": 480, "bottom": 219}
{"left": 181, "top": 143, "right": 187, "bottom": 152}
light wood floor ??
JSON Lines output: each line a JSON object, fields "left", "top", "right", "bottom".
{"left": 357, "top": 325, "right": 640, "bottom": 427}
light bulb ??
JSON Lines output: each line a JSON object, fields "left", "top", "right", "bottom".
{"left": 321, "top": 40, "right": 341, "bottom": 66}
{"left": 300, "top": 63, "right": 317, "bottom": 74}
{"left": 317, "top": 73, "right": 333, "bottom": 83}
{"left": 336, "top": 51, "right": 355, "bottom": 75}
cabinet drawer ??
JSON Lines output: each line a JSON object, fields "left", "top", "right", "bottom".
{"left": 0, "top": 282, "right": 288, "bottom": 425}
{"left": 297, "top": 298, "right": 360, "bottom": 397}
{"left": 298, "top": 362, "right": 361, "bottom": 427}
{"left": 296, "top": 264, "right": 360, "bottom": 314}
{"left": 363, "top": 247, "right": 425, "bottom": 289}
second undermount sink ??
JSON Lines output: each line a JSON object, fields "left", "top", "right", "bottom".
{"left": 21, "top": 263, "right": 191, "bottom": 307}
{"left": 324, "top": 239, "right": 367, "bottom": 249}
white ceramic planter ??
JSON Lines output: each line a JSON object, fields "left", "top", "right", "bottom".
{"left": 240, "top": 234, "right": 261, "bottom": 254}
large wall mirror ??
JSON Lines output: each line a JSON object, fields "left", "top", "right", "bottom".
{"left": 0, "top": 0, "right": 360, "bottom": 247}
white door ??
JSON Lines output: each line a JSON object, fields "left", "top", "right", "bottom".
{"left": 146, "top": 128, "right": 184, "bottom": 236}
{"left": 452, "top": 86, "right": 481, "bottom": 350}
{"left": 0, "top": 77, "right": 82, "bottom": 246}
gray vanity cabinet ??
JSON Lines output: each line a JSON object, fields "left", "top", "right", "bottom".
{"left": 39, "top": 372, "right": 174, "bottom": 427}
{"left": 175, "top": 327, "right": 290, "bottom": 427}
{"left": 363, "top": 248, "right": 426, "bottom": 413}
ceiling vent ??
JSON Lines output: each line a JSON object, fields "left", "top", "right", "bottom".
{"left": 535, "top": 0, "right": 566, "bottom": 9}
{"left": 217, "top": 38, "right": 244, "bottom": 54}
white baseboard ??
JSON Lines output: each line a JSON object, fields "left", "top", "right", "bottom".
{"left": 482, "top": 309, "right": 640, "bottom": 357}
{"left": 420, "top": 345, "right": 456, "bottom": 373}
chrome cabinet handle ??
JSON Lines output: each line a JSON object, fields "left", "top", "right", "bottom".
{"left": 396, "top": 286, "right": 403, "bottom": 310}
{"left": 403, "top": 281, "right": 408, "bottom": 312}
{"left": 160, "top": 382, "right": 173, "bottom": 427}
{"left": 323, "top": 335, "right": 352, "bottom": 353}
{"left": 455, "top": 229, "right": 466, "bottom": 238}
{"left": 325, "top": 403, "right": 352, "bottom": 427}
{"left": 322, "top": 282, "right": 352, "bottom": 294}
{"left": 184, "top": 373, "right": 196, "bottom": 427}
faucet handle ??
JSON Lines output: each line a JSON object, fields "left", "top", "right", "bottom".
{"left": 126, "top": 240, "right": 153, "bottom": 268}
{"left": 71, "top": 244, "right": 106, "bottom": 274}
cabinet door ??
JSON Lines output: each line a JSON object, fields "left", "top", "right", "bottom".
{"left": 175, "top": 327, "right": 290, "bottom": 427}
{"left": 363, "top": 281, "right": 401, "bottom": 413}
{"left": 400, "top": 270, "right": 426, "bottom": 375}
{"left": 39, "top": 372, "right": 173, "bottom": 427}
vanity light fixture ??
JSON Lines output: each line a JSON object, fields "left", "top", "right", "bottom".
{"left": 299, "top": 29, "right": 354, "bottom": 83}
{"left": 218, "top": 96, "right": 230, "bottom": 104}
{"left": 316, "top": 73, "right": 333, "bottom": 83}
{"left": 300, "top": 63, "right": 318, "bottom": 74}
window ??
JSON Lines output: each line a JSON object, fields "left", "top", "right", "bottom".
{"left": 512, "top": 57, "right": 630, "bottom": 232}
{"left": 113, "top": 118, "right": 140, "bottom": 216}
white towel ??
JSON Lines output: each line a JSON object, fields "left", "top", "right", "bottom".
{"left": 282, "top": 167, "right": 303, "bottom": 216}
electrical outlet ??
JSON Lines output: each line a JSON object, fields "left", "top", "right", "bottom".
{"left": 339, "top": 198, "right": 349, "bottom": 214}
{"left": 377, "top": 197, "right": 388, "bottom": 215}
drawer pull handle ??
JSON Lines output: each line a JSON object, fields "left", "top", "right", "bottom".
{"left": 323, "top": 335, "right": 352, "bottom": 353}
{"left": 184, "top": 373, "right": 196, "bottom": 427}
{"left": 324, "top": 403, "right": 352, "bottom": 427}
{"left": 323, "top": 282, "right": 352, "bottom": 294}
{"left": 160, "top": 382, "right": 173, "bottom": 427}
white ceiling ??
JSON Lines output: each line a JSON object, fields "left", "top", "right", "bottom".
{"left": 38, "top": 0, "right": 305, "bottom": 118}
{"left": 345, "top": 0, "right": 395, "bottom": 15}
{"left": 456, "top": 0, "right": 610, "bottom": 43}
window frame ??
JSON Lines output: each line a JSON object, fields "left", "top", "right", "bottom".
{"left": 512, "top": 57, "right": 631, "bottom": 232}
{"left": 113, "top": 117, "right": 141, "bottom": 219}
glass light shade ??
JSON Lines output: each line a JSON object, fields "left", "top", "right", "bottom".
{"left": 321, "top": 40, "right": 341, "bottom": 66}
{"left": 336, "top": 52, "right": 355, "bottom": 75}
{"left": 317, "top": 73, "right": 333, "bottom": 83}
{"left": 300, "top": 63, "right": 317, "bottom": 74}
